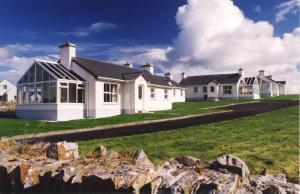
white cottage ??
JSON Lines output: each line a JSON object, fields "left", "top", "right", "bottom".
{"left": 15, "top": 42, "right": 185, "bottom": 121}
{"left": 180, "top": 68, "right": 260, "bottom": 100}
{"left": 0, "top": 80, "right": 16, "bottom": 102}
{"left": 257, "top": 70, "right": 286, "bottom": 97}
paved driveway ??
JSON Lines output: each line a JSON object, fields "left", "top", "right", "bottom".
{"left": 18, "top": 100, "right": 299, "bottom": 143}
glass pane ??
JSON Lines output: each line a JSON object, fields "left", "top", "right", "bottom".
{"left": 60, "top": 88, "right": 68, "bottom": 103}
{"left": 69, "top": 83, "right": 76, "bottom": 103}
{"left": 36, "top": 84, "right": 42, "bottom": 103}
{"left": 29, "top": 65, "right": 35, "bottom": 83}
{"left": 138, "top": 86, "right": 143, "bottom": 99}
{"left": 42, "top": 83, "right": 49, "bottom": 103}
{"left": 50, "top": 86, "right": 57, "bottom": 103}
{"left": 43, "top": 69, "right": 49, "bottom": 81}
{"left": 17, "top": 86, "right": 22, "bottom": 104}
{"left": 28, "top": 85, "right": 35, "bottom": 103}
{"left": 36, "top": 64, "right": 43, "bottom": 82}
{"left": 50, "top": 75, "right": 55, "bottom": 80}
{"left": 77, "top": 89, "right": 85, "bottom": 103}
{"left": 22, "top": 86, "right": 28, "bottom": 104}
{"left": 104, "top": 84, "right": 109, "bottom": 92}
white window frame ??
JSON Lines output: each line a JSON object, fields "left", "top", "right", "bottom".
{"left": 193, "top": 87, "right": 198, "bottom": 93}
{"left": 173, "top": 89, "right": 176, "bottom": 96}
{"left": 164, "top": 89, "right": 168, "bottom": 99}
{"left": 150, "top": 87, "right": 155, "bottom": 99}
{"left": 103, "top": 83, "right": 119, "bottom": 104}
{"left": 223, "top": 85, "right": 233, "bottom": 95}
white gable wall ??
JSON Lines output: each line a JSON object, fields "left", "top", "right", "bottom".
{"left": 71, "top": 61, "right": 96, "bottom": 118}
{"left": 185, "top": 85, "right": 207, "bottom": 100}
{"left": 0, "top": 80, "right": 16, "bottom": 102}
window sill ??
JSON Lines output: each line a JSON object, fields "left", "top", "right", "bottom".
{"left": 103, "top": 102, "right": 119, "bottom": 105}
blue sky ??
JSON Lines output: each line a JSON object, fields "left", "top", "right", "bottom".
{"left": 0, "top": 0, "right": 299, "bottom": 92}
{"left": 0, "top": 0, "right": 298, "bottom": 49}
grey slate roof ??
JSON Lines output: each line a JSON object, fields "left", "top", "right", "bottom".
{"left": 277, "top": 81, "right": 286, "bottom": 84}
{"left": 72, "top": 57, "right": 181, "bottom": 87}
{"left": 180, "top": 73, "right": 241, "bottom": 86}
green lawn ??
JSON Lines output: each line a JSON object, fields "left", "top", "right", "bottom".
{"left": 79, "top": 106, "right": 299, "bottom": 182}
{"left": 261, "top": 94, "right": 299, "bottom": 101}
{"left": 0, "top": 99, "right": 252, "bottom": 137}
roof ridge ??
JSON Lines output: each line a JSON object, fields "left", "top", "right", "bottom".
{"left": 186, "top": 73, "right": 238, "bottom": 78}
{"left": 74, "top": 56, "right": 141, "bottom": 72}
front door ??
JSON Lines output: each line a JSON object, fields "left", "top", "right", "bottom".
{"left": 137, "top": 85, "right": 144, "bottom": 113}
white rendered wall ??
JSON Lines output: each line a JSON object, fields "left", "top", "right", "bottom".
{"left": 144, "top": 86, "right": 172, "bottom": 112}
{"left": 71, "top": 62, "right": 96, "bottom": 118}
{"left": 171, "top": 88, "right": 185, "bottom": 102}
{"left": 56, "top": 103, "right": 85, "bottom": 121}
{"left": 279, "top": 85, "right": 285, "bottom": 95}
{"left": 185, "top": 85, "right": 207, "bottom": 100}
{"left": 16, "top": 103, "right": 84, "bottom": 121}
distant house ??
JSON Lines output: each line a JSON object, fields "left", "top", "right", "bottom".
{"left": 257, "top": 70, "right": 286, "bottom": 97}
{"left": 180, "top": 68, "right": 261, "bottom": 100}
{"left": 0, "top": 80, "right": 16, "bottom": 102}
{"left": 15, "top": 42, "right": 185, "bottom": 121}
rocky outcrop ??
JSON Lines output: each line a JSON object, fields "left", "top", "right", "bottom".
{"left": 0, "top": 139, "right": 298, "bottom": 194}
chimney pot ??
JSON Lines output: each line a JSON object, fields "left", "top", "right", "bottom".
{"left": 238, "top": 68, "right": 244, "bottom": 77}
{"left": 181, "top": 72, "right": 187, "bottom": 80}
{"left": 123, "top": 63, "right": 133, "bottom": 68}
{"left": 164, "top": 72, "right": 173, "bottom": 80}
{"left": 259, "top": 69, "right": 265, "bottom": 77}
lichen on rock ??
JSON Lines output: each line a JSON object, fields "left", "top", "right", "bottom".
{"left": 0, "top": 139, "right": 298, "bottom": 194}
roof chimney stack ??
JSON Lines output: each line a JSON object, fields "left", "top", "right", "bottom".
{"left": 181, "top": 72, "right": 187, "bottom": 80}
{"left": 259, "top": 69, "right": 265, "bottom": 77}
{"left": 238, "top": 68, "right": 244, "bottom": 77}
{"left": 59, "top": 42, "right": 76, "bottom": 70}
{"left": 141, "top": 63, "right": 154, "bottom": 74}
{"left": 123, "top": 62, "right": 133, "bottom": 68}
{"left": 164, "top": 72, "right": 173, "bottom": 80}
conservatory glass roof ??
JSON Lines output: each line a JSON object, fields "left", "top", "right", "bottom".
{"left": 36, "top": 60, "right": 85, "bottom": 81}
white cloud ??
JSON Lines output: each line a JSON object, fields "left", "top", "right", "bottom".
{"left": 56, "top": 22, "right": 117, "bottom": 37}
{"left": 158, "top": 0, "right": 300, "bottom": 94}
{"left": 0, "top": 44, "right": 57, "bottom": 84}
{"left": 275, "top": 0, "right": 300, "bottom": 22}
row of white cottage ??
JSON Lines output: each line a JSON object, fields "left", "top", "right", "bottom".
{"left": 15, "top": 42, "right": 286, "bottom": 121}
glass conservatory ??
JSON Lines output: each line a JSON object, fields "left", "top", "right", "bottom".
{"left": 17, "top": 60, "right": 85, "bottom": 105}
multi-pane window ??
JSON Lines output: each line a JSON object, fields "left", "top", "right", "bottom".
{"left": 150, "top": 88, "right": 155, "bottom": 99}
{"left": 193, "top": 87, "right": 198, "bottom": 93}
{"left": 210, "top": 86, "right": 214, "bottom": 92}
{"left": 223, "top": 86, "right": 232, "bottom": 94}
{"left": 173, "top": 89, "right": 176, "bottom": 96}
{"left": 60, "top": 83, "right": 68, "bottom": 103}
{"left": 164, "top": 89, "right": 168, "bottom": 99}
{"left": 104, "top": 83, "right": 118, "bottom": 103}
{"left": 203, "top": 86, "right": 207, "bottom": 93}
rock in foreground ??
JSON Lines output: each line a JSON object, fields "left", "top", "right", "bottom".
{"left": 0, "top": 139, "right": 298, "bottom": 194}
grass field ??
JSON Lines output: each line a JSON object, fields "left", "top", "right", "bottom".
{"left": 261, "top": 94, "right": 299, "bottom": 101}
{"left": 79, "top": 106, "right": 299, "bottom": 182}
{"left": 0, "top": 99, "right": 253, "bottom": 137}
